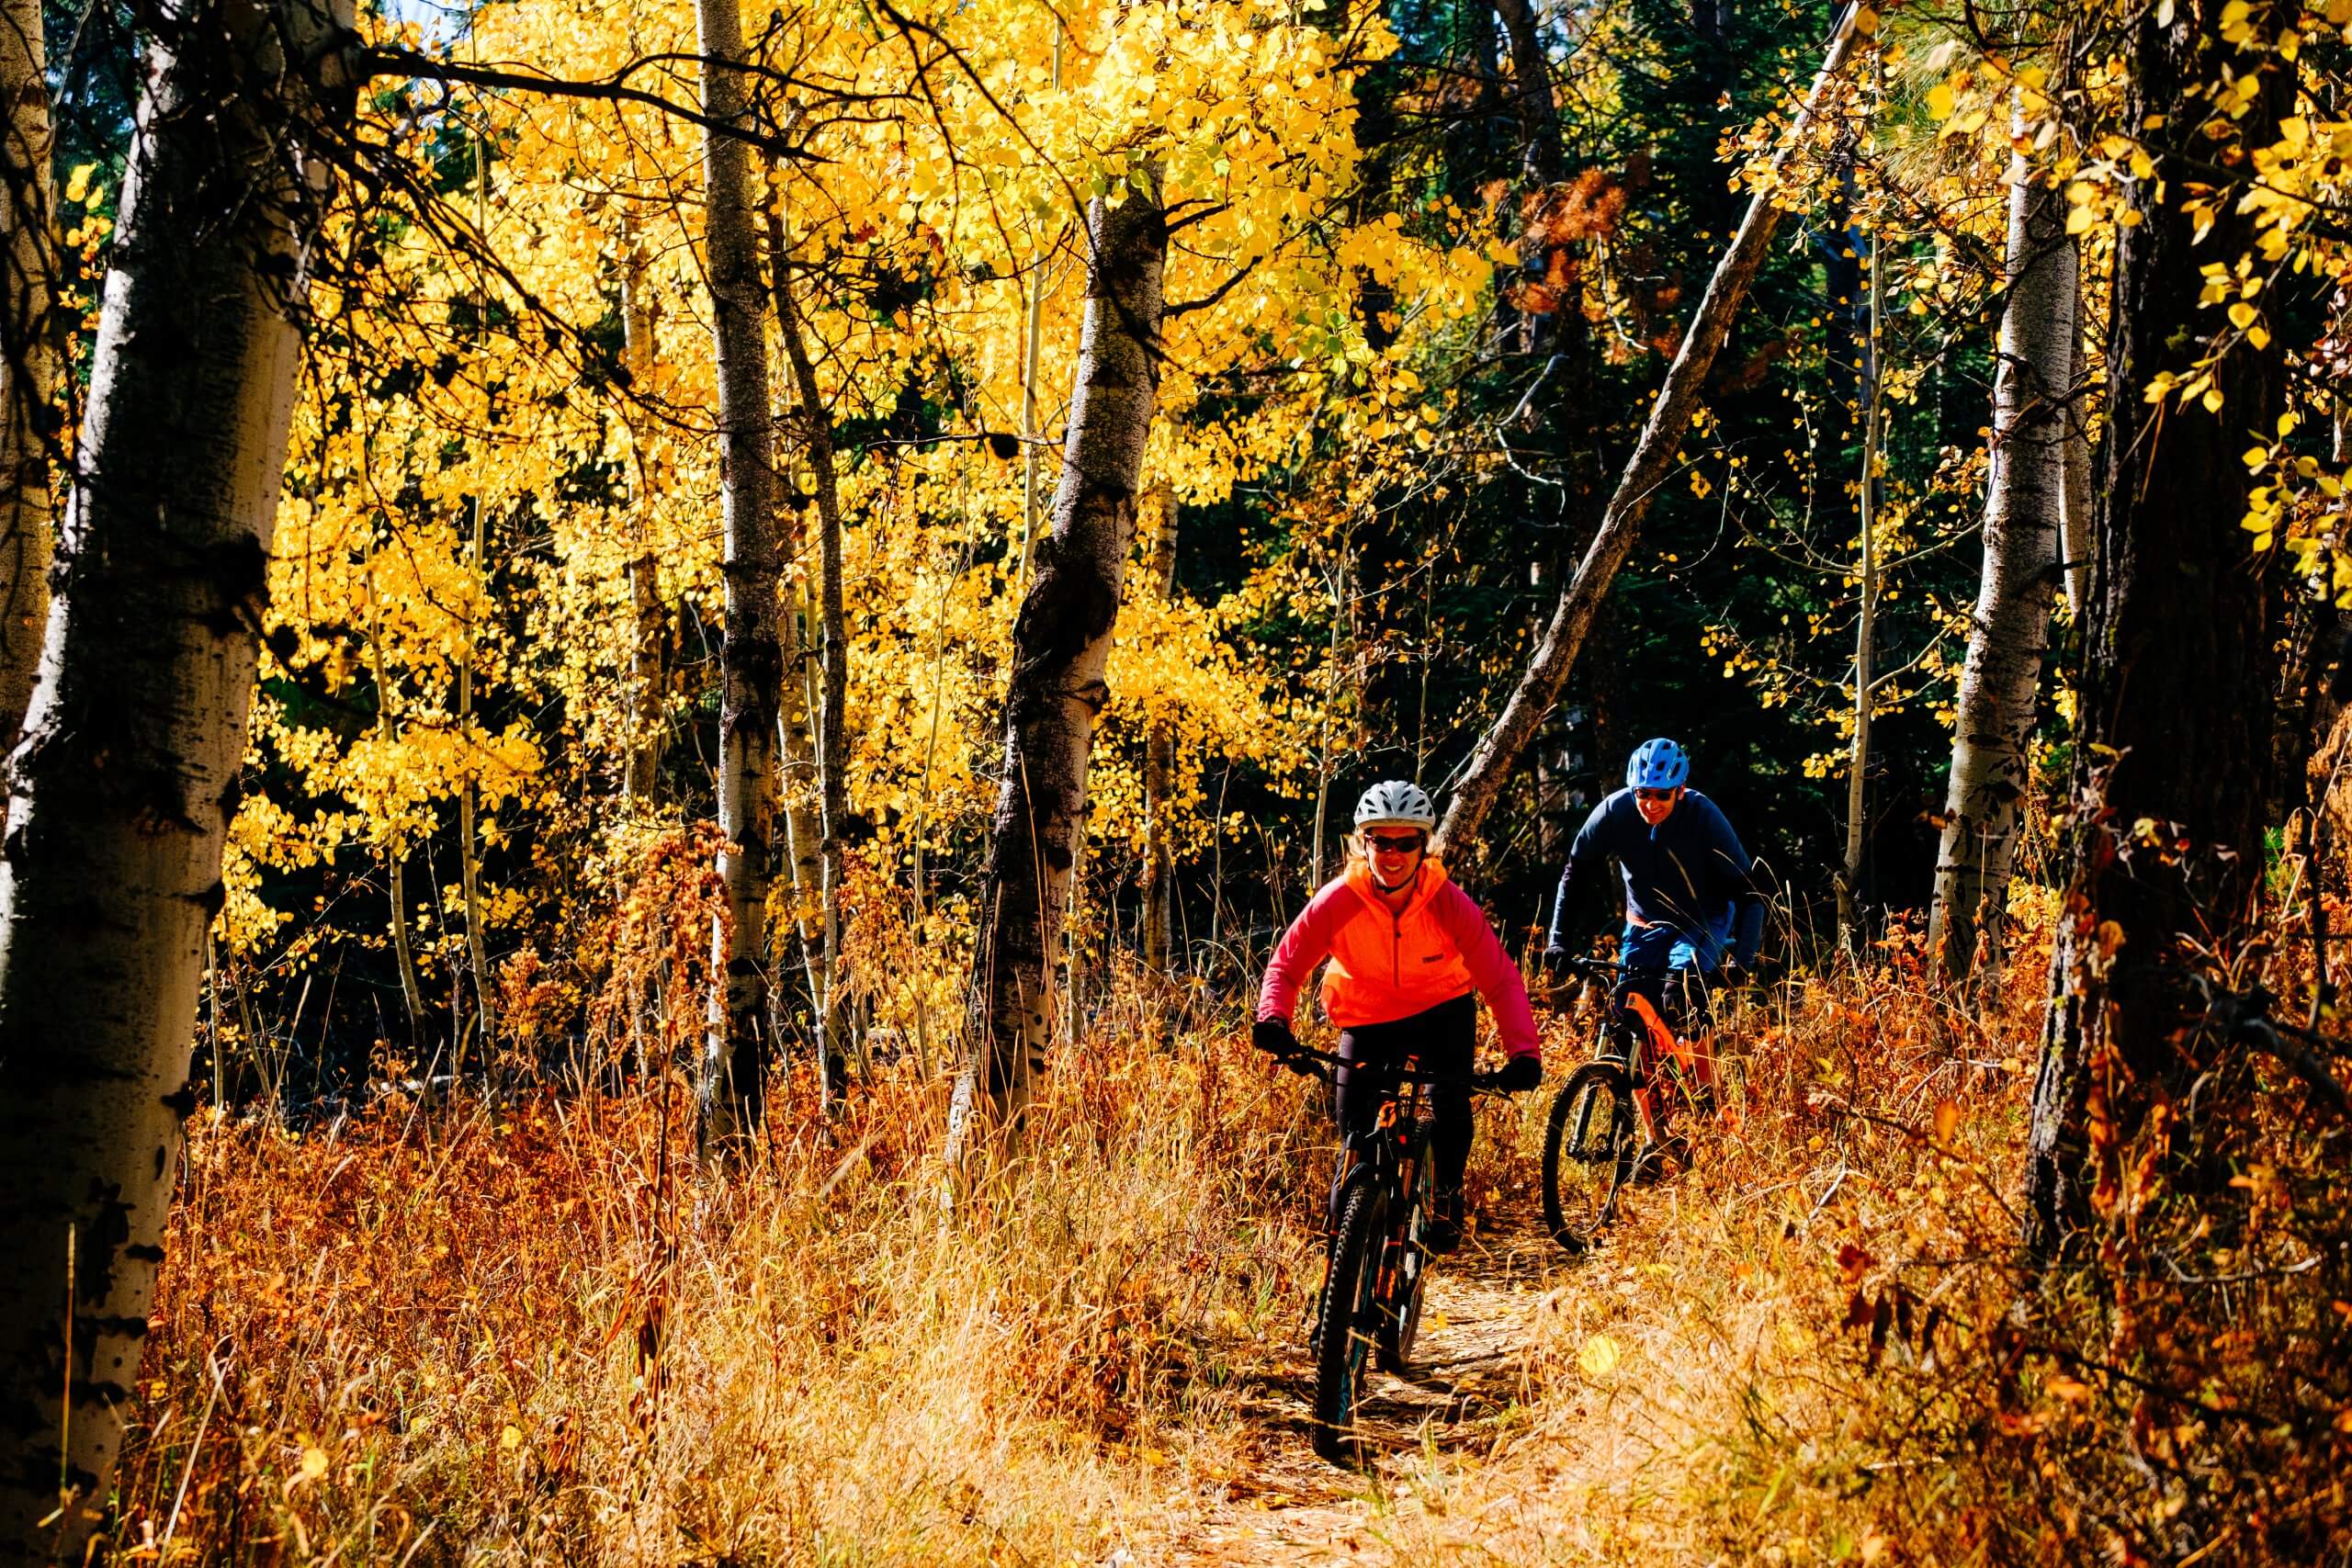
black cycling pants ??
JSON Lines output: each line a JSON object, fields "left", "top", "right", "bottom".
{"left": 1332, "top": 992, "right": 1477, "bottom": 1216}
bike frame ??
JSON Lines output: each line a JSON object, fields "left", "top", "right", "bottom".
{"left": 1616, "top": 988, "right": 1717, "bottom": 1144}
{"left": 1289, "top": 1044, "right": 1443, "bottom": 1348}
{"left": 1332, "top": 1066, "right": 1430, "bottom": 1208}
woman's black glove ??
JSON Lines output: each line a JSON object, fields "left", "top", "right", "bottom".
{"left": 1251, "top": 1018, "right": 1298, "bottom": 1059}
{"left": 1494, "top": 1055, "right": 1542, "bottom": 1093}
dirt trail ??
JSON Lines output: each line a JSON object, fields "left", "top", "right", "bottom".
{"left": 1170, "top": 1217, "right": 1566, "bottom": 1564}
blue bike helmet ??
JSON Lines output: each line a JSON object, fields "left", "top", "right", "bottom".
{"left": 1626, "top": 738, "right": 1690, "bottom": 791}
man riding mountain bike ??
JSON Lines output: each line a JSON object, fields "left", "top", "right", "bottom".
{"left": 1542, "top": 739, "right": 1765, "bottom": 1145}
{"left": 1253, "top": 781, "right": 1542, "bottom": 1253}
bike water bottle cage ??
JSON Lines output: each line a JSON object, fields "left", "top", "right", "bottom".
{"left": 1625, "top": 738, "right": 1690, "bottom": 791}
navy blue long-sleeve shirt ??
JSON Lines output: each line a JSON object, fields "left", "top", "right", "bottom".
{"left": 1545, "top": 787, "right": 1766, "bottom": 961}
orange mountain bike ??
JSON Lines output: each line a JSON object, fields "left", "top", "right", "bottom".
{"left": 1540, "top": 955, "right": 1722, "bottom": 1252}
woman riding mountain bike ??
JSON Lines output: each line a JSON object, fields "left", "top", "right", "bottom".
{"left": 1252, "top": 780, "right": 1543, "bottom": 1253}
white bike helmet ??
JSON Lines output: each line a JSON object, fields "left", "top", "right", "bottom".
{"left": 1354, "top": 780, "right": 1437, "bottom": 832}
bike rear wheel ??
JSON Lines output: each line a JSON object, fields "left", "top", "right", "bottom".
{"left": 1312, "top": 1169, "right": 1386, "bottom": 1464}
{"left": 1541, "top": 1062, "right": 1637, "bottom": 1252}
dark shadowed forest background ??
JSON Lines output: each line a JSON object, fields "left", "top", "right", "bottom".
{"left": 6, "top": 0, "right": 2352, "bottom": 1555}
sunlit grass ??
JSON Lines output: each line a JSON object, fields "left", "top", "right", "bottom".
{"left": 112, "top": 904, "right": 2350, "bottom": 1563}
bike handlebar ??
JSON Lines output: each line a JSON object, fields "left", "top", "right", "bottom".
{"left": 1548, "top": 953, "right": 1752, "bottom": 983}
{"left": 1272, "top": 1039, "right": 1526, "bottom": 1093}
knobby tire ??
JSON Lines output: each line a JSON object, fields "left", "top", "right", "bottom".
{"left": 1541, "top": 1061, "right": 1636, "bottom": 1252}
{"left": 1312, "top": 1170, "right": 1385, "bottom": 1465}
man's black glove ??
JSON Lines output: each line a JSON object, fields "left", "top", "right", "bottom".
{"left": 1494, "top": 1055, "right": 1542, "bottom": 1093}
{"left": 1541, "top": 946, "right": 1572, "bottom": 977}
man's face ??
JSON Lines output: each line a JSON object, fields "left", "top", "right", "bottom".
{"left": 1362, "top": 828, "right": 1428, "bottom": 886}
{"left": 1634, "top": 785, "right": 1681, "bottom": 827}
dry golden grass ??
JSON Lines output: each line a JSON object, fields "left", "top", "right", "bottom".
{"left": 108, "top": 913, "right": 2351, "bottom": 1564}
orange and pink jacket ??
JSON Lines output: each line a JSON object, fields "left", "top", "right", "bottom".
{"left": 1255, "top": 858, "right": 1541, "bottom": 1060}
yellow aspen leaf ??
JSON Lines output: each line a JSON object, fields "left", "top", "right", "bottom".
{"left": 300, "top": 1445, "right": 329, "bottom": 1482}
{"left": 1924, "top": 82, "right": 1955, "bottom": 121}
{"left": 1577, "top": 1334, "right": 1621, "bottom": 1378}
{"left": 501, "top": 1424, "right": 525, "bottom": 1451}
{"left": 63, "top": 163, "right": 96, "bottom": 204}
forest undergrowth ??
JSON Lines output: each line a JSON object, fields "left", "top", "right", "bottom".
{"left": 107, "top": 896, "right": 2352, "bottom": 1565}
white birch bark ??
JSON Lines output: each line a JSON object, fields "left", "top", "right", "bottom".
{"left": 772, "top": 235, "right": 854, "bottom": 1093}
{"left": 0, "top": 0, "right": 354, "bottom": 1550}
{"left": 948, "top": 172, "right": 1167, "bottom": 1158}
{"left": 0, "top": 0, "right": 55, "bottom": 763}
{"left": 1837, "top": 213, "right": 1885, "bottom": 953}
{"left": 761, "top": 189, "right": 826, "bottom": 1050}
{"left": 1139, "top": 481, "right": 1179, "bottom": 975}
{"left": 620, "top": 255, "right": 665, "bottom": 804}
{"left": 696, "top": 0, "right": 780, "bottom": 1151}
{"left": 1928, "top": 140, "right": 2075, "bottom": 988}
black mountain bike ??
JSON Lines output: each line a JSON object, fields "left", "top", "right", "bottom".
{"left": 1278, "top": 1041, "right": 1518, "bottom": 1465}
{"left": 1539, "top": 955, "right": 1719, "bottom": 1252}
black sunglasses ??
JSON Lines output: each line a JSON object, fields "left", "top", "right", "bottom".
{"left": 1363, "top": 831, "right": 1427, "bottom": 852}
{"left": 1634, "top": 787, "right": 1679, "bottom": 803}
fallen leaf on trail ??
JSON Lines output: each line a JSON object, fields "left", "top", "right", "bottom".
{"left": 1577, "top": 1334, "right": 1621, "bottom": 1377}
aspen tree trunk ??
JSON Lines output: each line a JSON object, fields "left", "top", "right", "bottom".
{"left": 2022, "top": 0, "right": 2292, "bottom": 1257}
{"left": 0, "top": 0, "right": 353, "bottom": 1551}
{"left": 2059, "top": 285, "right": 2095, "bottom": 622}
{"left": 0, "top": 0, "right": 52, "bottom": 765}
{"left": 1437, "top": 5, "right": 1868, "bottom": 861}
{"left": 457, "top": 492, "right": 495, "bottom": 1073}
{"left": 453, "top": 127, "right": 495, "bottom": 1079}
{"left": 1010, "top": 30, "right": 1061, "bottom": 597}
{"left": 948, "top": 175, "right": 1166, "bottom": 1157}
{"left": 779, "top": 583, "right": 823, "bottom": 999}
{"left": 621, "top": 256, "right": 665, "bottom": 804}
{"left": 1928, "top": 140, "right": 2075, "bottom": 987}
{"left": 1139, "top": 481, "right": 1179, "bottom": 976}
{"left": 697, "top": 0, "right": 780, "bottom": 1149}
{"left": 759, "top": 209, "right": 827, "bottom": 1051}
{"left": 1308, "top": 546, "right": 1347, "bottom": 892}
{"left": 1836, "top": 209, "right": 1884, "bottom": 954}
{"left": 771, "top": 238, "right": 853, "bottom": 1091}
{"left": 363, "top": 565, "right": 426, "bottom": 1051}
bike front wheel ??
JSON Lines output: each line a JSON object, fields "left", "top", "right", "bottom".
{"left": 1312, "top": 1169, "right": 1386, "bottom": 1464}
{"left": 1375, "top": 1151, "right": 1432, "bottom": 1372}
{"left": 1541, "top": 1062, "right": 1637, "bottom": 1252}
